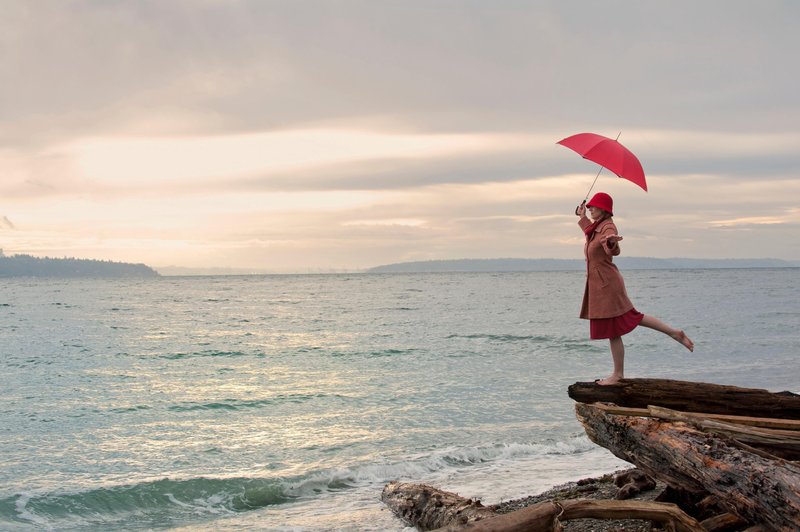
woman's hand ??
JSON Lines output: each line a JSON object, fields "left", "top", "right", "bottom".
{"left": 602, "top": 235, "right": 623, "bottom": 247}
{"left": 575, "top": 202, "right": 586, "bottom": 217}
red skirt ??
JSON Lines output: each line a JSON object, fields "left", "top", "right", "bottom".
{"left": 590, "top": 308, "right": 644, "bottom": 340}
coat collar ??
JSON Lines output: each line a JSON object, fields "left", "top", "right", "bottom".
{"left": 592, "top": 217, "right": 614, "bottom": 232}
{"left": 584, "top": 216, "right": 613, "bottom": 238}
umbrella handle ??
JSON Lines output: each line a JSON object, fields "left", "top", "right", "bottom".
{"left": 575, "top": 200, "right": 586, "bottom": 216}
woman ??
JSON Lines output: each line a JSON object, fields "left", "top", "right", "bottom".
{"left": 577, "top": 192, "right": 693, "bottom": 385}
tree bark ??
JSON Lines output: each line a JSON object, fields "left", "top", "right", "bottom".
{"left": 575, "top": 402, "right": 800, "bottom": 530}
{"left": 433, "top": 500, "right": 557, "bottom": 532}
{"left": 381, "top": 481, "right": 497, "bottom": 530}
{"left": 592, "top": 403, "right": 800, "bottom": 430}
{"left": 567, "top": 378, "right": 800, "bottom": 419}
{"left": 591, "top": 404, "right": 800, "bottom": 461}
{"left": 646, "top": 405, "right": 800, "bottom": 461}
{"left": 700, "top": 512, "right": 749, "bottom": 532}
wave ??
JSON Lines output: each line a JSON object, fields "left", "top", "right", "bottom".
{"left": 446, "top": 333, "right": 553, "bottom": 342}
{"left": 0, "top": 436, "right": 595, "bottom": 529}
{"left": 404, "top": 438, "right": 598, "bottom": 472}
{"left": 157, "top": 350, "right": 259, "bottom": 360}
{"left": 555, "top": 338, "right": 605, "bottom": 353}
{"left": 0, "top": 476, "right": 292, "bottom": 530}
{"left": 167, "top": 393, "right": 330, "bottom": 412}
{"left": 329, "top": 348, "right": 418, "bottom": 358}
{"left": 443, "top": 334, "right": 604, "bottom": 354}
{"left": 107, "top": 405, "right": 152, "bottom": 414}
{"left": 101, "top": 394, "right": 339, "bottom": 416}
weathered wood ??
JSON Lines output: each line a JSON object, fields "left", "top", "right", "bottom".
{"left": 433, "top": 500, "right": 557, "bottom": 532}
{"left": 646, "top": 405, "right": 800, "bottom": 461}
{"left": 700, "top": 512, "right": 749, "bottom": 532}
{"left": 381, "top": 481, "right": 496, "bottom": 530}
{"left": 568, "top": 378, "right": 800, "bottom": 419}
{"left": 656, "top": 487, "right": 720, "bottom": 521}
{"left": 383, "top": 480, "right": 704, "bottom": 532}
{"left": 438, "top": 499, "right": 703, "bottom": 532}
{"left": 593, "top": 403, "right": 800, "bottom": 430}
{"left": 575, "top": 402, "right": 800, "bottom": 530}
{"left": 647, "top": 405, "right": 800, "bottom": 435}
{"left": 557, "top": 499, "right": 703, "bottom": 531}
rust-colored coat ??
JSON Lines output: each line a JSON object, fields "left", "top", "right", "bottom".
{"left": 578, "top": 216, "right": 634, "bottom": 319}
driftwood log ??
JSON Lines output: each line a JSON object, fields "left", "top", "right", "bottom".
{"left": 568, "top": 378, "right": 800, "bottom": 419}
{"left": 590, "top": 404, "right": 800, "bottom": 431}
{"left": 699, "top": 512, "right": 749, "bottom": 532}
{"left": 381, "top": 481, "right": 496, "bottom": 530}
{"left": 575, "top": 402, "right": 800, "bottom": 529}
{"left": 588, "top": 403, "right": 800, "bottom": 461}
{"left": 445, "top": 499, "right": 703, "bottom": 532}
{"left": 382, "top": 481, "right": 703, "bottom": 531}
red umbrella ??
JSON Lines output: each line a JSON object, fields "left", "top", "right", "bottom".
{"left": 557, "top": 132, "right": 647, "bottom": 212}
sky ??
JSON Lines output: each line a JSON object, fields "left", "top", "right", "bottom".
{"left": 1, "top": 0, "right": 799, "bottom": 273}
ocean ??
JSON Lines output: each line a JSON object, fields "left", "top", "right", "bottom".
{"left": 1, "top": 269, "right": 797, "bottom": 531}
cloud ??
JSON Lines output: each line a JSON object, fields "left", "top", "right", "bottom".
{"left": 709, "top": 211, "right": 799, "bottom": 228}
{"left": 9, "top": 127, "right": 796, "bottom": 202}
{"left": 62, "top": 129, "right": 512, "bottom": 185}
{"left": 1, "top": 1, "right": 798, "bottom": 269}
{"left": 0, "top": 216, "right": 15, "bottom": 230}
{"left": 342, "top": 218, "right": 427, "bottom": 228}
{"left": 3, "top": 1, "right": 799, "bottom": 147}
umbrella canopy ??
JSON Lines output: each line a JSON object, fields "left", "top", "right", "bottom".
{"left": 558, "top": 132, "right": 647, "bottom": 192}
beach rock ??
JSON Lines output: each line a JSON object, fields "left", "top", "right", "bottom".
{"left": 613, "top": 469, "right": 656, "bottom": 500}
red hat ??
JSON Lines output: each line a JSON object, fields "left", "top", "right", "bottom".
{"left": 586, "top": 192, "right": 613, "bottom": 216}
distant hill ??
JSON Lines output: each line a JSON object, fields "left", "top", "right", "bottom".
{"left": 0, "top": 254, "right": 160, "bottom": 278}
{"left": 367, "top": 257, "right": 799, "bottom": 273}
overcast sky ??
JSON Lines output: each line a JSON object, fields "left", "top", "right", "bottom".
{"left": 2, "top": 0, "right": 799, "bottom": 272}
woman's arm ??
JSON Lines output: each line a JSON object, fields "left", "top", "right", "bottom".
{"left": 600, "top": 228, "right": 623, "bottom": 256}
{"left": 576, "top": 204, "right": 593, "bottom": 231}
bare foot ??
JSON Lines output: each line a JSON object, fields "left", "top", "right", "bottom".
{"left": 672, "top": 330, "right": 694, "bottom": 352}
{"left": 595, "top": 376, "right": 623, "bottom": 386}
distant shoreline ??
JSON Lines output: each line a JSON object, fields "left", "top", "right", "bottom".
{"left": 366, "top": 257, "right": 800, "bottom": 274}
{"left": 0, "top": 254, "right": 159, "bottom": 278}
{"left": 156, "top": 258, "right": 799, "bottom": 276}
{"left": 3, "top": 254, "right": 795, "bottom": 278}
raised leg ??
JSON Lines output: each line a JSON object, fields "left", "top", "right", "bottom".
{"left": 640, "top": 315, "right": 694, "bottom": 352}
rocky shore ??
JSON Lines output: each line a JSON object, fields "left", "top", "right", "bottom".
{"left": 383, "top": 379, "right": 799, "bottom": 530}
{"left": 494, "top": 468, "right": 666, "bottom": 532}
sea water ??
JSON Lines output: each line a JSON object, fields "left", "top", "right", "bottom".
{"left": 1, "top": 269, "right": 797, "bottom": 530}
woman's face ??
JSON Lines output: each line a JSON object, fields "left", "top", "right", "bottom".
{"left": 587, "top": 205, "right": 605, "bottom": 220}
